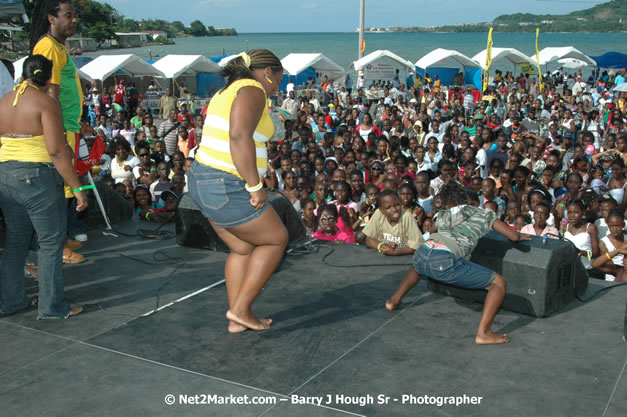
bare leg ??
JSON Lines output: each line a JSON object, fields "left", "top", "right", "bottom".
{"left": 386, "top": 267, "right": 421, "bottom": 311}
{"left": 475, "top": 274, "right": 510, "bottom": 345}
{"left": 211, "top": 207, "right": 288, "bottom": 332}
{"left": 210, "top": 219, "right": 254, "bottom": 333}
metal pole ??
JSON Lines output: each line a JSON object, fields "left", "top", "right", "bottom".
{"left": 358, "top": 0, "right": 365, "bottom": 59}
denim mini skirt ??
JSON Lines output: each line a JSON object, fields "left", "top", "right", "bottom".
{"left": 187, "top": 161, "right": 268, "bottom": 228}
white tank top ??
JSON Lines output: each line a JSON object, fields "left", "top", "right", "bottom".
{"left": 601, "top": 235, "right": 625, "bottom": 282}
{"left": 565, "top": 223, "right": 592, "bottom": 269}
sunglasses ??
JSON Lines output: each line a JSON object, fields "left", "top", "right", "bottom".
{"left": 371, "top": 166, "right": 383, "bottom": 171}
{"left": 138, "top": 153, "right": 150, "bottom": 157}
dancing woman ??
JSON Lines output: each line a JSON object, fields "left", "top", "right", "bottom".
{"left": 188, "top": 50, "right": 287, "bottom": 332}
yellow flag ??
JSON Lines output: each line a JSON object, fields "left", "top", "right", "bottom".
{"left": 536, "top": 28, "right": 544, "bottom": 93}
{"left": 482, "top": 27, "right": 493, "bottom": 93}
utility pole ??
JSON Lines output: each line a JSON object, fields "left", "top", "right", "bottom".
{"left": 358, "top": 0, "right": 365, "bottom": 58}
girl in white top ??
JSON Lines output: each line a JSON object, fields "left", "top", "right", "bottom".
{"left": 564, "top": 200, "right": 599, "bottom": 269}
{"left": 607, "top": 158, "right": 627, "bottom": 208}
{"left": 591, "top": 209, "right": 627, "bottom": 282}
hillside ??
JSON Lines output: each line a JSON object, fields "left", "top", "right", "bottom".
{"left": 389, "top": 0, "right": 627, "bottom": 33}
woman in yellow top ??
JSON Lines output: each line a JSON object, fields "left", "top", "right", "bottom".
{"left": 189, "top": 49, "right": 287, "bottom": 333}
{"left": 0, "top": 55, "right": 87, "bottom": 319}
{"left": 432, "top": 75, "right": 441, "bottom": 93}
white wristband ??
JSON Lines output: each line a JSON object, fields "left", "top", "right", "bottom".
{"left": 245, "top": 181, "right": 263, "bottom": 192}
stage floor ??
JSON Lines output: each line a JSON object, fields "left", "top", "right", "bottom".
{"left": 1, "top": 218, "right": 626, "bottom": 417}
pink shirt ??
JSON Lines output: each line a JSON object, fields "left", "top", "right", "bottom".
{"left": 313, "top": 229, "right": 356, "bottom": 244}
{"left": 520, "top": 224, "right": 559, "bottom": 238}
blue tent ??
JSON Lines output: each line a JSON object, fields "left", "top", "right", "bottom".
{"left": 197, "top": 55, "right": 228, "bottom": 98}
{"left": 588, "top": 52, "right": 627, "bottom": 69}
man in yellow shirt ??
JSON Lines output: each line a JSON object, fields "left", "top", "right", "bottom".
{"left": 31, "top": 0, "right": 86, "bottom": 263}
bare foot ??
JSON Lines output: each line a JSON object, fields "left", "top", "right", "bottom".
{"left": 226, "top": 310, "right": 271, "bottom": 331}
{"left": 67, "top": 305, "right": 83, "bottom": 318}
{"left": 227, "top": 317, "right": 272, "bottom": 334}
{"left": 475, "top": 331, "right": 509, "bottom": 345}
{"left": 385, "top": 297, "right": 400, "bottom": 311}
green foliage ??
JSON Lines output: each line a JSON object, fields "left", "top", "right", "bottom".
{"left": 188, "top": 20, "right": 208, "bottom": 37}
{"left": 170, "top": 21, "right": 186, "bottom": 36}
{"left": 14, "top": 0, "right": 237, "bottom": 43}
{"left": 116, "top": 18, "right": 139, "bottom": 33}
{"left": 390, "top": 0, "right": 627, "bottom": 33}
{"left": 87, "top": 22, "right": 117, "bottom": 47}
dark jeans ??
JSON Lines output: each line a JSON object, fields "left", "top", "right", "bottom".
{"left": 0, "top": 161, "right": 70, "bottom": 318}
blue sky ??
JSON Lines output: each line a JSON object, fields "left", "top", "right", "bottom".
{"left": 107, "top": 0, "right": 607, "bottom": 32}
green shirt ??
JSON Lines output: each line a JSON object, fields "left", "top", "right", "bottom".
{"left": 130, "top": 116, "right": 143, "bottom": 129}
{"left": 33, "top": 36, "right": 83, "bottom": 133}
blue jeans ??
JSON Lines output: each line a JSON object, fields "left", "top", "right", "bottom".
{"left": 413, "top": 244, "right": 495, "bottom": 289}
{"left": 0, "top": 162, "right": 70, "bottom": 318}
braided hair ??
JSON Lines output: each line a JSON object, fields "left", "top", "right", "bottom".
{"left": 437, "top": 181, "right": 467, "bottom": 208}
{"left": 29, "top": 0, "right": 73, "bottom": 51}
{"left": 221, "top": 49, "right": 282, "bottom": 89}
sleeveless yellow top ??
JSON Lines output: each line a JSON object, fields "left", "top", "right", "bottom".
{"left": 195, "top": 79, "right": 273, "bottom": 179}
{"left": 0, "top": 82, "right": 50, "bottom": 163}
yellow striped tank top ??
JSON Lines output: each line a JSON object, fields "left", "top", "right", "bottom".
{"left": 195, "top": 78, "right": 273, "bottom": 179}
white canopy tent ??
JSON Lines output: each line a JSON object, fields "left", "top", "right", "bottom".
{"left": 80, "top": 54, "right": 165, "bottom": 82}
{"left": 533, "top": 47, "right": 596, "bottom": 66}
{"left": 557, "top": 58, "right": 592, "bottom": 70}
{"left": 218, "top": 55, "right": 236, "bottom": 67}
{"left": 415, "top": 48, "right": 481, "bottom": 89}
{"left": 415, "top": 48, "right": 480, "bottom": 71}
{"left": 12, "top": 55, "right": 93, "bottom": 83}
{"left": 152, "top": 54, "right": 221, "bottom": 79}
{"left": 281, "top": 53, "right": 346, "bottom": 85}
{"left": 352, "top": 50, "right": 415, "bottom": 80}
{"left": 472, "top": 47, "right": 536, "bottom": 69}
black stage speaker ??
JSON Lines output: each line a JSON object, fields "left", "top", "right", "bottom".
{"left": 176, "top": 192, "right": 307, "bottom": 252}
{"left": 428, "top": 231, "right": 589, "bottom": 318}
{"left": 87, "top": 181, "right": 134, "bottom": 228}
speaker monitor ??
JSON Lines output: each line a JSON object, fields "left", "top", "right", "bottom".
{"left": 176, "top": 192, "right": 307, "bottom": 251}
{"left": 427, "top": 231, "right": 589, "bottom": 318}
{"left": 86, "top": 181, "right": 134, "bottom": 228}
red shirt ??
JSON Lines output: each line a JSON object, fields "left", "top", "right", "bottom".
{"left": 114, "top": 85, "right": 125, "bottom": 105}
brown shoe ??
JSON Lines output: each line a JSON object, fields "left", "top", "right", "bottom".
{"left": 66, "top": 238, "right": 82, "bottom": 250}
{"left": 63, "top": 248, "right": 86, "bottom": 264}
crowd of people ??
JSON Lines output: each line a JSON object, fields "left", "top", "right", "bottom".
{"left": 262, "top": 66, "right": 627, "bottom": 283}
{"left": 2, "top": 2, "right": 626, "bottom": 342}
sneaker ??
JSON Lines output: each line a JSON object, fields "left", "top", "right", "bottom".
{"left": 74, "top": 234, "right": 88, "bottom": 242}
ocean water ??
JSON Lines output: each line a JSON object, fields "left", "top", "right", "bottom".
{"left": 85, "top": 32, "right": 627, "bottom": 73}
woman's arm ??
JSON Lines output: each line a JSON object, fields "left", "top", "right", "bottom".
{"left": 41, "top": 100, "right": 87, "bottom": 211}
{"left": 229, "top": 86, "right": 267, "bottom": 209}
